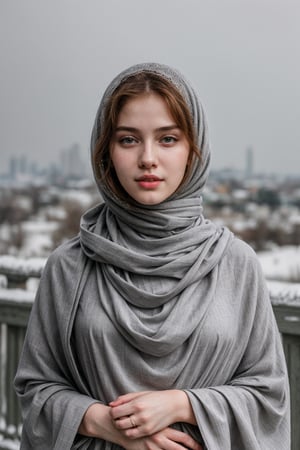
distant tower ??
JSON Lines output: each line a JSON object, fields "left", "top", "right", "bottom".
{"left": 245, "top": 147, "right": 254, "bottom": 178}
{"left": 9, "top": 157, "right": 18, "bottom": 180}
{"left": 19, "top": 155, "right": 28, "bottom": 174}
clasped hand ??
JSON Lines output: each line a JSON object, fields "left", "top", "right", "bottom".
{"left": 109, "top": 390, "right": 202, "bottom": 450}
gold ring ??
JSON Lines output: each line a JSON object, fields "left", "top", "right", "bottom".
{"left": 130, "top": 416, "right": 136, "bottom": 428}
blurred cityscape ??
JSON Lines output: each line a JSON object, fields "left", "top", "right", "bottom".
{"left": 0, "top": 145, "right": 300, "bottom": 282}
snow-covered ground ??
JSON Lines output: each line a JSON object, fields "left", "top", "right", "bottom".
{"left": 0, "top": 219, "right": 58, "bottom": 258}
{"left": 257, "top": 246, "right": 300, "bottom": 303}
{"left": 267, "top": 280, "right": 300, "bottom": 305}
{"left": 258, "top": 246, "right": 300, "bottom": 282}
{"left": 0, "top": 438, "right": 19, "bottom": 450}
{"left": 59, "top": 189, "right": 95, "bottom": 208}
{"left": 20, "top": 220, "right": 58, "bottom": 257}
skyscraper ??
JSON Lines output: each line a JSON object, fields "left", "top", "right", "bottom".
{"left": 245, "top": 146, "right": 254, "bottom": 178}
{"left": 60, "top": 143, "right": 86, "bottom": 179}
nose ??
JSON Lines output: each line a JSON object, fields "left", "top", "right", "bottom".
{"left": 138, "top": 140, "right": 158, "bottom": 169}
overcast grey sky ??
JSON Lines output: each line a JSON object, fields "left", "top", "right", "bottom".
{"left": 1, "top": 0, "right": 299, "bottom": 175}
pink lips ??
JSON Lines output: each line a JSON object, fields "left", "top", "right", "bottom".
{"left": 136, "top": 174, "right": 162, "bottom": 189}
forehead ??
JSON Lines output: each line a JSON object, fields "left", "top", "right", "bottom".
{"left": 116, "top": 93, "right": 175, "bottom": 126}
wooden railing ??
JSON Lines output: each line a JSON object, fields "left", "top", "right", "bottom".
{"left": 0, "top": 256, "right": 299, "bottom": 449}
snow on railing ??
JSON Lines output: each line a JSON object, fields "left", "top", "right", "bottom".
{"left": 268, "top": 280, "right": 300, "bottom": 306}
{"left": 0, "top": 256, "right": 46, "bottom": 287}
{"left": 0, "top": 438, "right": 19, "bottom": 450}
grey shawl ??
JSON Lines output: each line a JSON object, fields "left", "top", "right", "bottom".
{"left": 14, "top": 63, "right": 290, "bottom": 450}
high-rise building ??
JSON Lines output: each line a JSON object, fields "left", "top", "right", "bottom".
{"left": 60, "top": 143, "right": 86, "bottom": 179}
{"left": 9, "top": 157, "right": 18, "bottom": 180}
{"left": 245, "top": 147, "right": 254, "bottom": 178}
{"left": 19, "top": 155, "right": 28, "bottom": 174}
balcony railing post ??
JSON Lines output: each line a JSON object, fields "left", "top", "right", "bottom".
{"left": 0, "top": 323, "right": 6, "bottom": 430}
{"left": 6, "top": 325, "right": 26, "bottom": 440}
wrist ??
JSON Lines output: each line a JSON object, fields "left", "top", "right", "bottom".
{"left": 171, "top": 390, "right": 197, "bottom": 425}
{"left": 79, "top": 403, "right": 107, "bottom": 437}
{"left": 79, "top": 403, "right": 125, "bottom": 446}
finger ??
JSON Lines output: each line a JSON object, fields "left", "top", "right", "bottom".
{"left": 110, "top": 391, "right": 148, "bottom": 407}
{"left": 114, "top": 415, "right": 135, "bottom": 431}
{"left": 167, "top": 441, "right": 203, "bottom": 450}
{"left": 109, "top": 397, "right": 130, "bottom": 407}
{"left": 110, "top": 403, "right": 132, "bottom": 420}
{"left": 164, "top": 429, "right": 203, "bottom": 450}
{"left": 122, "top": 424, "right": 142, "bottom": 439}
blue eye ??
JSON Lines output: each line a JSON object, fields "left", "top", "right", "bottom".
{"left": 119, "top": 137, "right": 136, "bottom": 145}
{"left": 161, "top": 136, "right": 177, "bottom": 144}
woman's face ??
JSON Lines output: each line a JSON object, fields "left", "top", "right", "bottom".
{"left": 110, "top": 93, "right": 190, "bottom": 205}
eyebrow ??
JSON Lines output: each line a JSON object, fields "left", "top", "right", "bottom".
{"left": 114, "top": 125, "right": 180, "bottom": 133}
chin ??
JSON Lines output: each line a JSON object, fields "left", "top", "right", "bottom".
{"left": 134, "top": 195, "right": 166, "bottom": 206}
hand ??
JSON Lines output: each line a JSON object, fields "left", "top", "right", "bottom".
{"left": 78, "top": 401, "right": 201, "bottom": 450}
{"left": 109, "top": 390, "right": 197, "bottom": 439}
{"left": 123, "top": 427, "right": 203, "bottom": 450}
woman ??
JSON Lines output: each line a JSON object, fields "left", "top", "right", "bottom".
{"left": 14, "top": 63, "right": 290, "bottom": 450}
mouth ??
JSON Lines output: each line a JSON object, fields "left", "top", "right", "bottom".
{"left": 136, "top": 175, "right": 162, "bottom": 182}
{"left": 136, "top": 175, "right": 163, "bottom": 189}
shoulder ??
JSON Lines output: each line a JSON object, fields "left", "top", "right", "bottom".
{"left": 222, "top": 236, "right": 263, "bottom": 277}
{"left": 218, "top": 236, "right": 270, "bottom": 309}
{"left": 226, "top": 236, "right": 258, "bottom": 262}
{"left": 42, "top": 235, "right": 84, "bottom": 278}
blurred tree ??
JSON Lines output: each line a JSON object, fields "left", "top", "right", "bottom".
{"left": 256, "top": 188, "right": 281, "bottom": 208}
{"left": 52, "top": 200, "right": 87, "bottom": 248}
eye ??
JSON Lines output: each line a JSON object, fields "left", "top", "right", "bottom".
{"left": 160, "top": 136, "right": 178, "bottom": 145}
{"left": 119, "top": 136, "right": 137, "bottom": 145}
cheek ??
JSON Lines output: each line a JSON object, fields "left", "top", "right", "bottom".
{"left": 111, "top": 149, "right": 125, "bottom": 170}
{"left": 111, "top": 152, "right": 133, "bottom": 183}
{"left": 172, "top": 150, "right": 190, "bottom": 186}
{"left": 176, "top": 151, "right": 190, "bottom": 172}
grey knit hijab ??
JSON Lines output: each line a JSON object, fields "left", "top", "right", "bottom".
{"left": 80, "top": 63, "right": 232, "bottom": 338}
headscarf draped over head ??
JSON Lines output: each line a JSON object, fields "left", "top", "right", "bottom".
{"left": 91, "top": 62, "right": 210, "bottom": 206}
{"left": 80, "top": 63, "right": 232, "bottom": 320}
